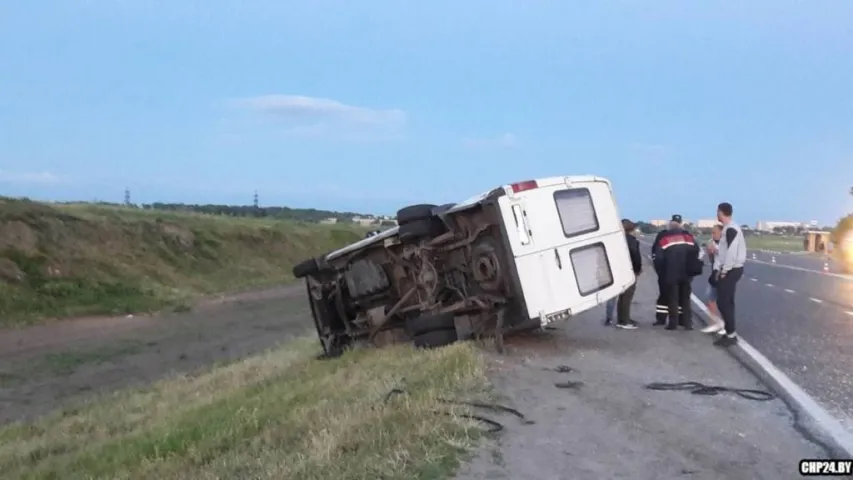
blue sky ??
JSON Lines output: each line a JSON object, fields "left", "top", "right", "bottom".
{"left": 1, "top": 1, "right": 852, "bottom": 225}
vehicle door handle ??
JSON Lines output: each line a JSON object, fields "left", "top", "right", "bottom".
{"left": 554, "top": 248, "right": 562, "bottom": 269}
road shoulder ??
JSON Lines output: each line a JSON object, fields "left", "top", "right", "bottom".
{"left": 455, "top": 272, "right": 826, "bottom": 480}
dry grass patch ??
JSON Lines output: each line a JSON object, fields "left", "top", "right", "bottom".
{"left": 0, "top": 338, "right": 489, "bottom": 479}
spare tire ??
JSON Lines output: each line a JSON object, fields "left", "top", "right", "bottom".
{"left": 292, "top": 257, "right": 320, "bottom": 278}
{"left": 413, "top": 328, "right": 458, "bottom": 349}
{"left": 406, "top": 312, "right": 456, "bottom": 337}
{"left": 397, "top": 204, "right": 437, "bottom": 225}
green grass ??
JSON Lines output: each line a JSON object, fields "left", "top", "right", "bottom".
{"left": 744, "top": 235, "right": 805, "bottom": 252}
{"left": 0, "top": 338, "right": 489, "bottom": 480}
{"left": 0, "top": 197, "right": 368, "bottom": 326}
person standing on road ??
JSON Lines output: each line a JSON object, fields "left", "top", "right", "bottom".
{"left": 652, "top": 216, "right": 702, "bottom": 330}
{"left": 615, "top": 219, "right": 643, "bottom": 329}
{"left": 605, "top": 220, "right": 642, "bottom": 328}
{"left": 651, "top": 215, "right": 684, "bottom": 325}
{"left": 713, "top": 202, "right": 747, "bottom": 347}
{"left": 701, "top": 224, "right": 726, "bottom": 333}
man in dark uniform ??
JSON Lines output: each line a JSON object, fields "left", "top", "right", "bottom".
{"left": 652, "top": 215, "right": 701, "bottom": 329}
{"left": 651, "top": 215, "right": 683, "bottom": 325}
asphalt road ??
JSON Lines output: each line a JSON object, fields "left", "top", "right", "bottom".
{"left": 748, "top": 249, "right": 853, "bottom": 277}
{"left": 637, "top": 238, "right": 853, "bottom": 431}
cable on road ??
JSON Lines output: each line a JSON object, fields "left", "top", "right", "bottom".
{"left": 382, "top": 388, "right": 534, "bottom": 434}
{"left": 645, "top": 381, "right": 775, "bottom": 401}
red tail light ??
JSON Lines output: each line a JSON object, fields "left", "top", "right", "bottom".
{"left": 510, "top": 180, "right": 538, "bottom": 193}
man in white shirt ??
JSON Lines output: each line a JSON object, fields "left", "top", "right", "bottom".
{"left": 712, "top": 202, "right": 747, "bottom": 347}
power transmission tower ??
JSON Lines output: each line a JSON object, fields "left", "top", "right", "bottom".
{"left": 253, "top": 190, "right": 259, "bottom": 209}
{"left": 124, "top": 187, "right": 131, "bottom": 206}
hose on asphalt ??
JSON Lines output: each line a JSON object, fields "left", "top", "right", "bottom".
{"left": 645, "top": 381, "right": 775, "bottom": 401}
{"left": 382, "top": 388, "right": 534, "bottom": 434}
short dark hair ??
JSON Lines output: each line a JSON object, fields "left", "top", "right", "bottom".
{"left": 717, "top": 202, "right": 733, "bottom": 217}
{"left": 621, "top": 218, "right": 636, "bottom": 232}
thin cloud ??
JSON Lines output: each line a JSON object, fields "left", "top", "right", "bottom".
{"left": 462, "top": 133, "right": 520, "bottom": 150}
{"left": 0, "top": 169, "right": 68, "bottom": 184}
{"left": 231, "top": 94, "right": 407, "bottom": 142}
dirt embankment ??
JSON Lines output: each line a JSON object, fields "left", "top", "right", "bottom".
{"left": 0, "top": 197, "right": 364, "bottom": 326}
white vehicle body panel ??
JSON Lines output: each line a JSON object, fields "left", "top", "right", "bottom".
{"left": 496, "top": 176, "right": 635, "bottom": 325}
{"left": 323, "top": 175, "right": 635, "bottom": 326}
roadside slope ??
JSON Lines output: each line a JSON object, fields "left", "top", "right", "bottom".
{"left": 0, "top": 197, "right": 364, "bottom": 326}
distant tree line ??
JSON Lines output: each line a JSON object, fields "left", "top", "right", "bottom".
{"left": 140, "top": 203, "right": 371, "bottom": 222}
{"left": 57, "top": 200, "right": 373, "bottom": 223}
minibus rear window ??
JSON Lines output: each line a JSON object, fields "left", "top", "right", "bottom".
{"left": 570, "top": 242, "right": 614, "bottom": 296}
{"left": 553, "top": 188, "right": 599, "bottom": 238}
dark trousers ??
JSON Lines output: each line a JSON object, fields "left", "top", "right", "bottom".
{"left": 655, "top": 274, "right": 669, "bottom": 323}
{"left": 666, "top": 281, "right": 692, "bottom": 328}
{"left": 716, "top": 267, "right": 743, "bottom": 335}
{"left": 616, "top": 281, "right": 637, "bottom": 324}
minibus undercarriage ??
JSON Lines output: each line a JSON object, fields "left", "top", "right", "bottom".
{"left": 294, "top": 196, "right": 532, "bottom": 357}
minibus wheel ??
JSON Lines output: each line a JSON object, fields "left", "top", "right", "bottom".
{"left": 398, "top": 218, "right": 445, "bottom": 243}
{"left": 397, "top": 204, "right": 438, "bottom": 225}
{"left": 293, "top": 257, "right": 320, "bottom": 278}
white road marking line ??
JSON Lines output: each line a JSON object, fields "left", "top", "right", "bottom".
{"left": 784, "top": 288, "right": 796, "bottom": 293}
{"left": 845, "top": 311, "right": 853, "bottom": 317}
{"left": 750, "top": 278, "right": 758, "bottom": 282}
{"left": 765, "top": 283, "right": 774, "bottom": 287}
{"left": 809, "top": 297, "right": 823, "bottom": 304}
{"left": 689, "top": 292, "right": 853, "bottom": 456}
{"left": 748, "top": 258, "right": 853, "bottom": 281}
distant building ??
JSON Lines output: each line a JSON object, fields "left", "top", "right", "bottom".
{"left": 351, "top": 216, "right": 378, "bottom": 226}
{"left": 755, "top": 221, "right": 806, "bottom": 232}
{"left": 320, "top": 217, "right": 338, "bottom": 224}
{"left": 650, "top": 219, "right": 667, "bottom": 227}
{"left": 696, "top": 219, "right": 720, "bottom": 229}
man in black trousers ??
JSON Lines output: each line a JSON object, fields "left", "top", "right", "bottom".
{"left": 651, "top": 215, "right": 683, "bottom": 325}
{"left": 615, "top": 219, "right": 643, "bottom": 329}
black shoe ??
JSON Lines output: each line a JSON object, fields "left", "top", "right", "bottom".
{"left": 604, "top": 318, "right": 613, "bottom": 326}
{"left": 681, "top": 324, "right": 694, "bottom": 331}
{"left": 629, "top": 320, "right": 640, "bottom": 327}
{"left": 664, "top": 324, "right": 677, "bottom": 330}
{"left": 714, "top": 335, "right": 738, "bottom": 347}
{"left": 653, "top": 320, "right": 666, "bottom": 326}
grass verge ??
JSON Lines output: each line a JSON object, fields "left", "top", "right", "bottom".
{"left": 0, "top": 198, "right": 367, "bottom": 326}
{"left": 745, "top": 235, "right": 805, "bottom": 252}
{"left": 0, "top": 338, "right": 489, "bottom": 480}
